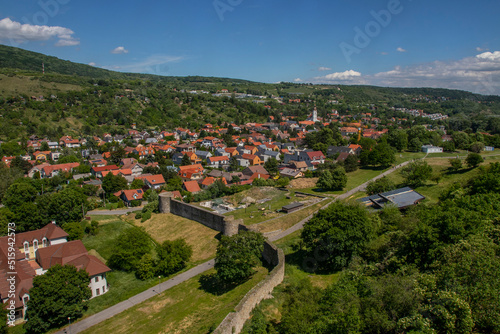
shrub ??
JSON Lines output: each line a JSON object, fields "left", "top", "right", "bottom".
{"left": 141, "top": 211, "right": 152, "bottom": 222}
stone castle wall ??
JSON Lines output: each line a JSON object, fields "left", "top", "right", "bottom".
{"left": 158, "top": 192, "right": 285, "bottom": 334}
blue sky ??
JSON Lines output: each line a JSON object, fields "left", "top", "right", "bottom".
{"left": 1, "top": 0, "right": 500, "bottom": 95}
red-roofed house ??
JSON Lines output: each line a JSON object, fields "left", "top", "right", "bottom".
{"left": 183, "top": 180, "right": 201, "bottom": 193}
{"left": 91, "top": 165, "right": 120, "bottom": 178}
{"left": 41, "top": 162, "right": 80, "bottom": 178}
{"left": 207, "top": 156, "right": 229, "bottom": 168}
{"left": 240, "top": 154, "right": 263, "bottom": 166}
{"left": 114, "top": 189, "right": 144, "bottom": 206}
{"left": 136, "top": 174, "right": 166, "bottom": 190}
{"left": 178, "top": 164, "right": 204, "bottom": 181}
{"left": 0, "top": 223, "right": 110, "bottom": 323}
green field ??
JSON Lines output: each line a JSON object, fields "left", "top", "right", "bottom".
{"left": 223, "top": 187, "right": 321, "bottom": 225}
{"left": 80, "top": 268, "right": 269, "bottom": 334}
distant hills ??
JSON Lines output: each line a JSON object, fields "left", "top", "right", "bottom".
{"left": 0, "top": 44, "right": 255, "bottom": 85}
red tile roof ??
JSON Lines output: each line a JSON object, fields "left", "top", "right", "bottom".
{"left": 183, "top": 181, "right": 201, "bottom": 193}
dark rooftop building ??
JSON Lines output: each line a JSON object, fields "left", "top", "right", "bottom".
{"left": 359, "top": 187, "right": 425, "bottom": 210}
{"left": 282, "top": 202, "right": 304, "bottom": 213}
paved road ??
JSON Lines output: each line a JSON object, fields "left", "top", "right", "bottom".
{"left": 55, "top": 260, "right": 215, "bottom": 334}
{"left": 86, "top": 207, "right": 143, "bottom": 216}
{"left": 57, "top": 162, "right": 410, "bottom": 333}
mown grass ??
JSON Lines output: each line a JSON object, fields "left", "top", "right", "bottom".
{"left": 256, "top": 199, "right": 332, "bottom": 234}
{"left": 126, "top": 213, "right": 219, "bottom": 264}
{"left": 224, "top": 187, "right": 319, "bottom": 225}
{"left": 79, "top": 267, "right": 269, "bottom": 334}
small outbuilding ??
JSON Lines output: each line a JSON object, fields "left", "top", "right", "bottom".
{"left": 359, "top": 187, "right": 425, "bottom": 210}
{"left": 421, "top": 145, "right": 443, "bottom": 153}
{"left": 282, "top": 202, "right": 304, "bottom": 213}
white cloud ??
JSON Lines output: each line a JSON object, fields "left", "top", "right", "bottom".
{"left": 380, "top": 52, "right": 389, "bottom": 55}
{"left": 476, "top": 47, "right": 488, "bottom": 52}
{"left": 316, "top": 70, "right": 362, "bottom": 82}
{"left": 293, "top": 78, "right": 302, "bottom": 82}
{"left": 476, "top": 51, "right": 500, "bottom": 61}
{"left": 0, "top": 17, "right": 79, "bottom": 46}
{"left": 318, "top": 67, "right": 332, "bottom": 71}
{"left": 111, "top": 46, "right": 129, "bottom": 54}
{"left": 88, "top": 62, "right": 96, "bottom": 66}
{"left": 310, "top": 52, "right": 500, "bottom": 95}
{"left": 396, "top": 47, "right": 407, "bottom": 52}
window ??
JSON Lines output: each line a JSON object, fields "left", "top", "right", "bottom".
{"left": 33, "top": 240, "right": 38, "bottom": 252}
{"left": 95, "top": 288, "right": 100, "bottom": 296}
{"left": 24, "top": 241, "right": 29, "bottom": 253}
{"left": 42, "top": 238, "right": 48, "bottom": 247}
{"left": 95, "top": 276, "right": 99, "bottom": 283}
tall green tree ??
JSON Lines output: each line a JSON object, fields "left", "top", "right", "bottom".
{"left": 24, "top": 265, "right": 91, "bottom": 334}
{"left": 101, "top": 172, "right": 128, "bottom": 194}
{"left": 388, "top": 129, "right": 408, "bottom": 151}
{"left": 365, "top": 176, "right": 396, "bottom": 195}
{"left": 400, "top": 160, "right": 433, "bottom": 187}
{"left": 215, "top": 231, "right": 265, "bottom": 285}
{"left": 465, "top": 152, "right": 483, "bottom": 168}
{"left": 301, "top": 201, "right": 373, "bottom": 271}
{"left": 264, "top": 157, "right": 279, "bottom": 176}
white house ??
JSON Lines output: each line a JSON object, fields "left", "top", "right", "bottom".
{"left": 421, "top": 145, "right": 443, "bottom": 153}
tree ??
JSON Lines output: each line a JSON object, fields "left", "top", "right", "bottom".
{"left": 2, "top": 182, "right": 37, "bottom": 208}
{"left": 400, "top": 160, "right": 433, "bottom": 187}
{"left": 155, "top": 239, "right": 193, "bottom": 276}
{"left": 130, "top": 178, "right": 145, "bottom": 189}
{"left": 109, "top": 146, "right": 126, "bottom": 164}
{"left": 469, "top": 141, "right": 484, "bottom": 153}
{"left": 408, "top": 137, "right": 423, "bottom": 152}
{"left": 229, "top": 157, "right": 239, "bottom": 171}
{"left": 317, "top": 167, "right": 347, "bottom": 191}
{"left": 361, "top": 142, "right": 396, "bottom": 167}
{"left": 465, "top": 152, "right": 483, "bottom": 168}
{"left": 365, "top": 176, "right": 396, "bottom": 195}
{"left": 108, "top": 228, "right": 152, "bottom": 272}
{"left": 102, "top": 172, "right": 128, "bottom": 194}
{"left": 449, "top": 158, "right": 462, "bottom": 172}
{"left": 181, "top": 153, "right": 191, "bottom": 166}
{"left": 388, "top": 129, "right": 408, "bottom": 151}
{"left": 317, "top": 170, "right": 334, "bottom": 190}
{"left": 443, "top": 140, "right": 456, "bottom": 152}
{"left": 264, "top": 158, "right": 278, "bottom": 176}
{"left": 43, "top": 187, "right": 88, "bottom": 225}
{"left": 10, "top": 156, "right": 32, "bottom": 174}
{"left": 24, "top": 264, "right": 91, "bottom": 334}
{"left": 452, "top": 132, "right": 470, "bottom": 150}
{"left": 62, "top": 222, "right": 85, "bottom": 240}
{"left": 301, "top": 201, "right": 373, "bottom": 271}
{"left": 343, "top": 153, "right": 359, "bottom": 173}
{"left": 215, "top": 231, "right": 265, "bottom": 285}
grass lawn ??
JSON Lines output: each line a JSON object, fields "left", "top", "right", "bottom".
{"left": 81, "top": 213, "right": 220, "bottom": 318}
{"left": 223, "top": 187, "right": 320, "bottom": 226}
{"left": 376, "top": 156, "right": 500, "bottom": 205}
{"left": 295, "top": 166, "right": 391, "bottom": 196}
{"left": 82, "top": 218, "right": 134, "bottom": 260}
{"left": 256, "top": 199, "right": 332, "bottom": 234}
{"left": 80, "top": 267, "right": 269, "bottom": 334}
{"left": 125, "top": 213, "right": 219, "bottom": 264}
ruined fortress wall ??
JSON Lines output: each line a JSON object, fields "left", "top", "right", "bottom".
{"left": 159, "top": 192, "right": 285, "bottom": 334}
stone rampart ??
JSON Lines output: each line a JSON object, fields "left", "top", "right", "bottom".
{"left": 158, "top": 192, "right": 285, "bottom": 334}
